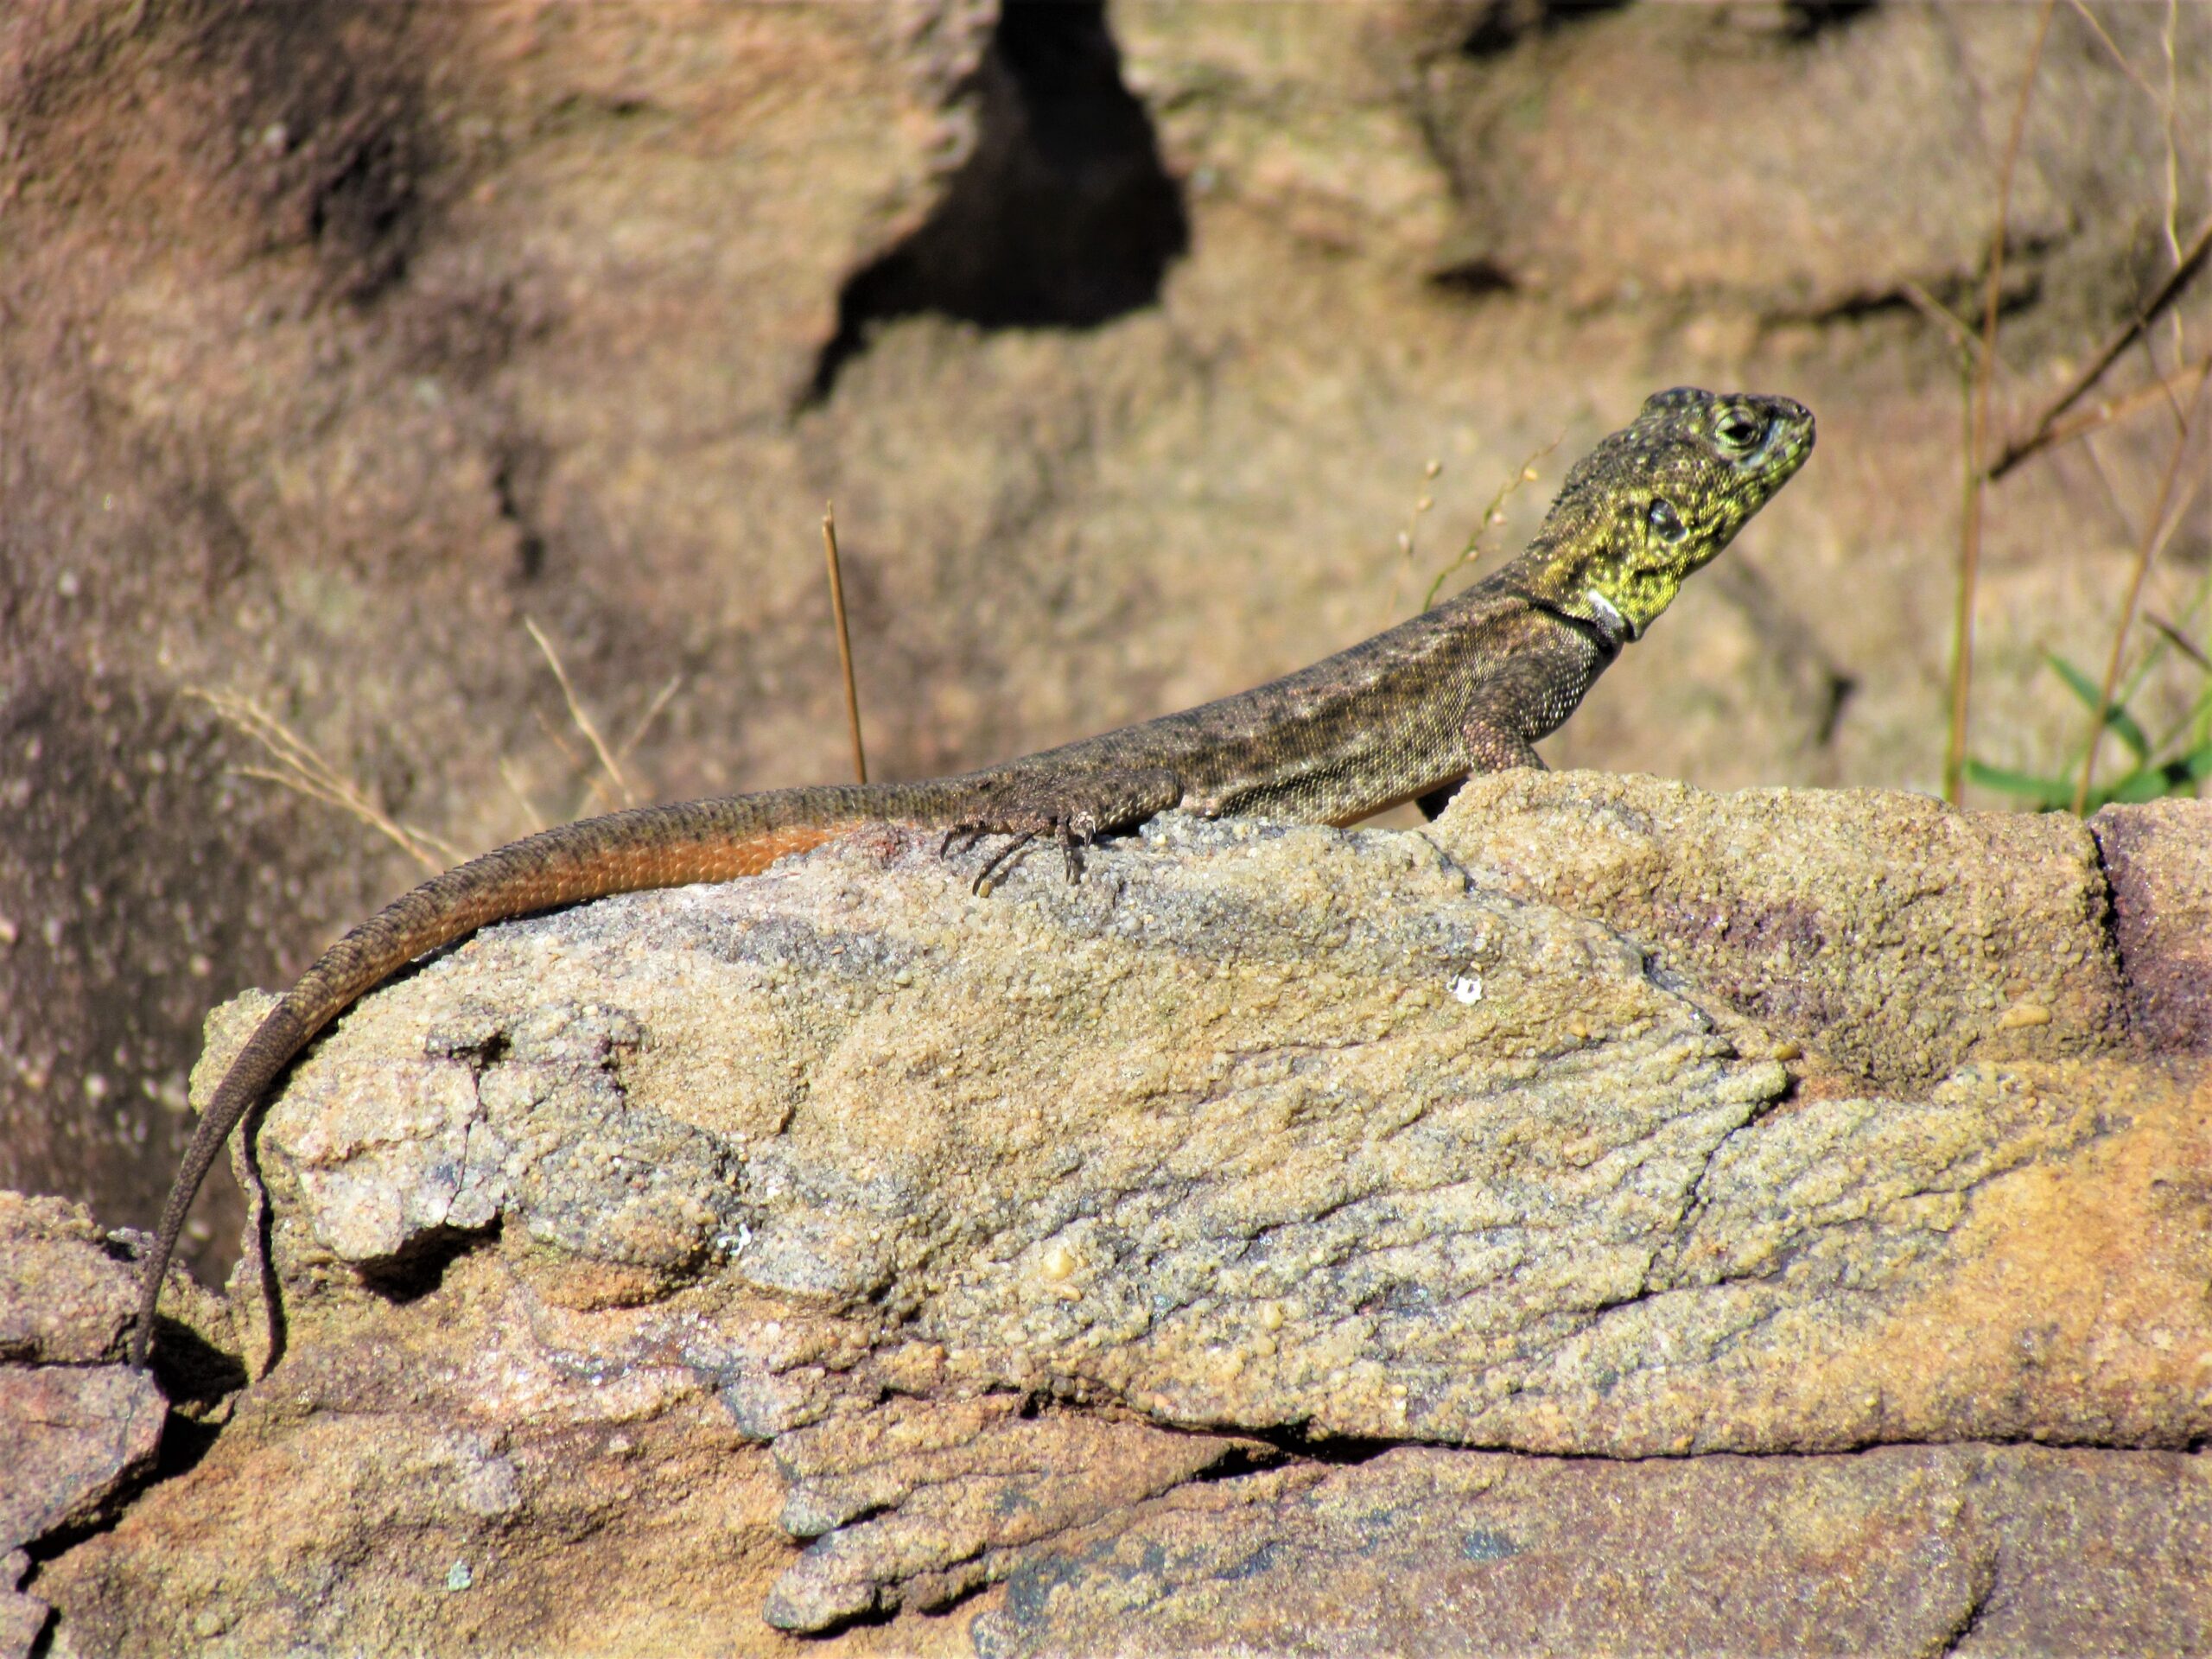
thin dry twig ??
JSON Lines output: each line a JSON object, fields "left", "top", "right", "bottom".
{"left": 2073, "top": 371, "right": 2209, "bottom": 814}
{"left": 2064, "top": 0, "right": 2160, "bottom": 102}
{"left": 191, "top": 689, "right": 461, "bottom": 874}
{"left": 2002, "top": 351, "right": 2212, "bottom": 473}
{"left": 1987, "top": 213, "right": 2212, "bottom": 479}
{"left": 531, "top": 704, "right": 589, "bottom": 779}
{"left": 1897, "top": 281, "right": 1984, "bottom": 367}
{"left": 821, "top": 504, "right": 868, "bottom": 785}
{"left": 1946, "top": 0, "right": 2058, "bottom": 804}
{"left": 2160, "top": 0, "right": 2183, "bottom": 270}
{"left": 2146, "top": 611, "right": 2212, "bottom": 674}
{"left": 524, "top": 616, "right": 632, "bottom": 810}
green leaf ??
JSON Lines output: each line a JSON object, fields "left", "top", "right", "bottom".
{"left": 2044, "top": 652, "right": 2102, "bottom": 709}
{"left": 1963, "top": 760, "right": 2071, "bottom": 808}
{"left": 2095, "top": 745, "right": 2212, "bottom": 807}
{"left": 2106, "top": 766, "right": 2173, "bottom": 805}
{"left": 2045, "top": 652, "right": 2154, "bottom": 760}
{"left": 2043, "top": 652, "right": 2151, "bottom": 759}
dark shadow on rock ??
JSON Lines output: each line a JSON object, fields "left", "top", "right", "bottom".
{"left": 353, "top": 1217, "right": 502, "bottom": 1305}
{"left": 1781, "top": 1, "right": 1880, "bottom": 39}
{"left": 1459, "top": 0, "right": 1634, "bottom": 60}
{"left": 807, "top": 0, "right": 1188, "bottom": 402}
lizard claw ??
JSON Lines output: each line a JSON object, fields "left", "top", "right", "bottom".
{"left": 937, "top": 766, "right": 1179, "bottom": 894}
{"left": 971, "top": 830, "right": 1038, "bottom": 893}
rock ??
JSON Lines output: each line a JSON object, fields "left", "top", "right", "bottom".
{"left": 0, "top": 1198, "right": 173, "bottom": 1659}
{"left": 25, "top": 780, "right": 2211, "bottom": 1649}
{"left": 0, "top": 1193, "right": 139, "bottom": 1365}
{"left": 0, "top": 1368, "right": 166, "bottom": 1555}
{"left": 764, "top": 1395, "right": 1265, "bottom": 1631}
{"left": 1, "top": 1554, "right": 47, "bottom": 1659}
{"left": 1433, "top": 770, "right": 2125, "bottom": 1088}
{"left": 974, "top": 1444, "right": 2212, "bottom": 1658}
{"left": 2093, "top": 799, "right": 2212, "bottom": 1054}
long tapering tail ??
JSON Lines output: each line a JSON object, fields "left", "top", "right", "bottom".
{"left": 130, "top": 785, "right": 903, "bottom": 1367}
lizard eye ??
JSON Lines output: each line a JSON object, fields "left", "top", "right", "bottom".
{"left": 1715, "top": 409, "right": 1767, "bottom": 452}
{"left": 1647, "top": 498, "right": 1687, "bottom": 542}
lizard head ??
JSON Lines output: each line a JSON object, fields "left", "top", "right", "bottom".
{"left": 1521, "top": 387, "right": 1815, "bottom": 644}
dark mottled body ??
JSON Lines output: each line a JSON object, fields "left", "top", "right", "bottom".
{"left": 1001, "top": 575, "right": 1611, "bottom": 822}
{"left": 132, "top": 387, "right": 1813, "bottom": 1365}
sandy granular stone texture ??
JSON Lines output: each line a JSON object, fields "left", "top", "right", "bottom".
{"left": 19, "top": 779, "right": 2209, "bottom": 1652}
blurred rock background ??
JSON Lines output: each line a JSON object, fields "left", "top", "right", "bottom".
{"left": 1, "top": 0, "right": 2204, "bottom": 1274}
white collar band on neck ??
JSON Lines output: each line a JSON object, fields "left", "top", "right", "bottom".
{"left": 1583, "top": 588, "right": 1636, "bottom": 644}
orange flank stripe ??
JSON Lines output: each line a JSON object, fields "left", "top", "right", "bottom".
{"left": 710, "top": 822, "right": 852, "bottom": 879}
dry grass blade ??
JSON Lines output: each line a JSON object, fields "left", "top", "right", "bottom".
{"left": 2064, "top": 0, "right": 2161, "bottom": 102}
{"left": 524, "top": 616, "right": 632, "bottom": 810}
{"left": 2073, "top": 374, "right": 2209, "bottom": 815}
{"left": 617, "top": 674, "right": 683, "bottom": 766}
{"left": 190, "top": 689, "right": 460, "bottom": 874}
{"left": 1897, "top": 281, "right": 1984, "bottom": 365}
{"left": 2146, "top": 612, "right": 2212, "bottom": 674}
{"left": 1945, "top": 0, "right": 2058, "bottom": 804}
{"left": 498, "top": 757, "right": 549, "bottom": 835}
{"left": 821, "top": 504, "right": 868, "bottom": 785}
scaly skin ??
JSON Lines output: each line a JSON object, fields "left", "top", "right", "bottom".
{"left": 131, "top": 386, "right": 1813, "bottom": 1367}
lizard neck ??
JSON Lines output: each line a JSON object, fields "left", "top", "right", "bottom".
{"left": 1478, "top": 543, "right": 1640, "bottom": 652}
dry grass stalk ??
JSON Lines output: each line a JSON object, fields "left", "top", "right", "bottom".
{"left": 524, "top": 616, "right": 632, "bottom": 810}
{"left": 189, "top": 689, "right": 461, "bottom": 875}
{"left": 1986, "top": 213, "right": 2212, "bottom": 480}
{"left": 821, "top": 504, "right": 868, "bottom": 785}
{"left": 1944, "top": 0, "right": 2059, "bottom": 805}
{"left": 2072, "top": 374, "right": 2209, "bottom": 815}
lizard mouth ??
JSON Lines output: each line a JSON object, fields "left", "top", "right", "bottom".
{"left": 1748, "top": 398, "right": 1815, "bottom": 472}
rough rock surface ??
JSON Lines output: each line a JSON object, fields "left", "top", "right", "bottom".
{"left": 13, "top": 780, "right": 2209, "bottom": 1654}
{"left": 2093, "top": 799, "right": 2212, "bottom": 1055}
{"left": 0, "top": 1198, "right": 169, "bottom": 1651}
{"left": 970, "top": 1445, "right": 2212, "bottom": 1657}
{"left": 1435, "top": 771, "right": 2126, "bottom": 1088}
{"left": 4, "top": 0, "right": 2205, "bottom": 1279}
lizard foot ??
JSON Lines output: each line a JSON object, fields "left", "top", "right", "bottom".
{"left": 937, "top": 766, "right": 1182, "bottom": 893}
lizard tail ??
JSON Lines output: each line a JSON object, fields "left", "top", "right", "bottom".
{"left": 129, "top": 785, "right": 898, "bottom": 1367}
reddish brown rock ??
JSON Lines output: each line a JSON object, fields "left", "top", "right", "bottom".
{"left": 2093, "top": 799, "right": 2212, "bottom": 1054}
{"left": 972, "top": 1444, "right": 2212, "bottom": 1658}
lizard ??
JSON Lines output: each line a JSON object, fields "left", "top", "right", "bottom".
{"left": 131, "top": 385, "right": 1813, "bottom": 1367}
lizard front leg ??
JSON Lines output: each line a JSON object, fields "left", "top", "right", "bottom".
{"left": 1418, "top": 717, "right": 1544, "bottom": 821}
{"left": 940, "top": 766, "right": 1184, "bottom": 888}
